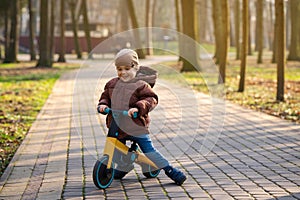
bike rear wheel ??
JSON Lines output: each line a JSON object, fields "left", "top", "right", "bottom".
{"left": 93, "top": 155, "right": 115, "bottom": 189}
{"left": 141, "top": 164, "right": 160, "bottom": 178}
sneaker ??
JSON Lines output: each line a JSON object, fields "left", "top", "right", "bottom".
{"left": 165, "top": 167, "right": 187, "bottom": 185}
{"left": 114, "top": 164, "right": 134, "bottom": 179}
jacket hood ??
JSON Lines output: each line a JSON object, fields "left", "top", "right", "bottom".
{"left": 135, "top": 66, "right": 158, "bottom": 88}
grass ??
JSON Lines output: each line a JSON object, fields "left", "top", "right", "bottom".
{"left": 152, "top": 56, "right": 300, "bottom": 123}
{"left": 0, "top": 61, "right": 79, "bottom": 176}
{"left": 224, "top": 59, "right": 300, "bottom": 122}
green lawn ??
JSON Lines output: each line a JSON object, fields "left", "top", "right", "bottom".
{"left": 0, "top": 62, "right": 79, "bottom": 176}
{"left": 152, "top": 57, "right": 300, "bottom": 123}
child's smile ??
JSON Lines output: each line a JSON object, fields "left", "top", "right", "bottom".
{"left": 116, "top": 65, "right": 137, "bottom": 82}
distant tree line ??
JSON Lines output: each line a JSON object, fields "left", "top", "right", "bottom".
{"left": 0, "top": 0, "right": 299, "bottom": 102}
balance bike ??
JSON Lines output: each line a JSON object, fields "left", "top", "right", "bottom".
{"left": 93, "top": 108, "right": 160, "bottom": 189}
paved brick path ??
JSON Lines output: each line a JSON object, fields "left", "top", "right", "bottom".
{"left": 0, "top": 56, "right": 299, "bottom": 200}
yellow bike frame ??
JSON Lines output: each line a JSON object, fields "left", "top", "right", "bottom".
{"left": 103, "top": 137, "right": 158, "bottom": 169}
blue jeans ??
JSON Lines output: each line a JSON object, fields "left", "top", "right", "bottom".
{"left": 117, "top": 134, "right": 169, "bottom": 169}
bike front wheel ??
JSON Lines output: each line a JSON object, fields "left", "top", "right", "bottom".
{"left": 93, "top": 155, "right": 115, "bottom": 189}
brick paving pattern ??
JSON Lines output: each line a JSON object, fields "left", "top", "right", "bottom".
{"left": 0, "top": 57, "right": 299, "bottom": 200}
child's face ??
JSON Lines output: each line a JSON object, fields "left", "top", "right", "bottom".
{"left": 116, "top": 65, "right": 137, "bottom": 82}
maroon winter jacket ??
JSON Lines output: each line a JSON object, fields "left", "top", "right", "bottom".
{"left": 98, "top": 66, "right": 158, "bottom": 138}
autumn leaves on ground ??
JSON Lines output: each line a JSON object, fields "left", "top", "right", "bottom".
{"left": 159, "top": 54, "right": 300, "bottom": 123}
{"left": 225, "top": 58, "right": 300, "bottom": 122}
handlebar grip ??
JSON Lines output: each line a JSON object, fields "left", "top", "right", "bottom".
{"left": 122, "top": 111, "right": 138, "bottom": 119}
{"left": 104, "top": 107, "right": 111, "bottom": 114}
{"left": 97, "top": 106, "right": 111, "bottom": 115}
{"left": 132, "top": 112, "right": 138, "bottom": 119}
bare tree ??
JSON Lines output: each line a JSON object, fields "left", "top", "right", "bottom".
{"left": 1, "top": 0, "right": 11, "bottom": 61}
{"left": 211, "top": 0, "right": 229, "bottom": 83}
{"left": 118, "top": 0, "right": 129, "bottom": 32}
{"left": 175, "top": 0, "right": 183, "bottom": 61}
{"left": 126, "top": 0, "right": 145, "bottom": 58}
{"left": 267, "top": 1, "right": 274, "bottom": 51}
{"left": 151, "top": 0, "right": 157, "bottom": 28}
{"left": 49, "top": 0, "right": 55, "bottom": 62}
{"left": 238, "top": 0, "right": 248, "bottom": 92}
{"left": 81, "top": 0, "right": 92, "bottom": 58}
{"left": 69, "top": 0, "right": 82, "bottom": 59}
{"left": 198, "top": 0, "right": 207, "bottom": 43}
{"left": 285, "top": 0, "right": 290, "bottom": 49}
{"left": 180, "top": 0, "right": 199, "bottom": 72}
{"left": 4, "top": 0, "right": 20, "bottom": 63}
{"left": 145, "top": 0, "right": 153, "bottom": 55}
{"left": 272, "top": 1, "right": 278, "bottom": 63}
{"left": 212, "top": 0, "right": 222, "bottom": 64}
{"left": 58, "top": 0, "right": 66, "bottom": 62}
{"left": 28, "top": 0, "right": 37, "bottom": 61}
{"left": 247, "top": 3, "right": 252, "bottom": 56}
{"left": 234, "top": 0, "right": 241, "bottom": 60}
{"left": 218, "top": 0, "right": 229, "bottom": 83}
{"left": 256, "top": 0, "right": 263, "bottom": 63}
{"left": 275, "top": 0, "right": 285, "bottom": 102}
{"left": 287, "top": 0, "right": 300, "bottom": 61}
{"left": 37, "top": 0, "right": 52, "bottom": 67}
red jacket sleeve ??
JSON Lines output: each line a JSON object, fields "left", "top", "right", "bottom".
{"left": 134, "top": 83, "right": 158, "bottom": 116}
{"left": 98, "top": 80, "right": 114, "bottom": 107}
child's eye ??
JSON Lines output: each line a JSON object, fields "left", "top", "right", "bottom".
{"left": 125, "top": 67, "right": 131, "bottom": 70}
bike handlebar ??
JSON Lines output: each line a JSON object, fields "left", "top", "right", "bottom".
{"left": 101, "top": 107, "right": 138, "bottom": 119}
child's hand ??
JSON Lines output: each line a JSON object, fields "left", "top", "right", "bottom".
{"left": 97, "top": 105, "right": 108, "bottom": 113}
{"left": 128, "top": 108, "right": 138, "bottom": 117}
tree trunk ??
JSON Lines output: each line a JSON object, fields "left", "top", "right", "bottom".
{"left": 275, "top": 0, "right": 285, "bottom": 102}
{"left": 285, "top": 0, "right": 290, "bottom": 49}
{"left": 287, "top": 0, "right": 300, "bottom": 60}
{"left": 4, "top": 0, "right": 20, "bottom": 63}
{"left": 69, "top": 0, "right": 82, "bottom": 59}
{"left": 230, "top": 15, "right": 235, "bottom": 47}
{"left": 272, "top": 2, "right": 278, "bottom": 63}
{"left": 218, "top": 0, "right": 229, "bottom": 84}
{"left": 145, "top": 0, "right": 153, "bottom": 55}
{"left": 198, "top": 0, "right": 207, "bottom": 43}
{"left": 175, "top": 0, "right": 183, "bottom": 61}
{"left": 212, "top": 0, "right": 222, "bottom": 64}
{"left": 267, "top": 1, "right": 274, "bottom": 51}
{"left": 81, "top": 0, "right": 93, "bottom": 58}
{"left": 4, "top": 1, "right": 11, "bottom": 61}
{"left": 49, "top": 0, "right": 55, "bottom": 63}
{"left": 256, "top": 0, "right": 263, "bottom": 64}
{"left": 151, "top": 0, "right": 157, "bottom": 27}
{"left": 119, "top": 0, "right": 129, "bottom": 32}
{"left": 37, "top": 0, "right": 52, "bottom": 67}
{"left": 58, "top": 0, "right": 66, "bottom": 62}
{"left": 247, "top": 4, "right": 252, "bottom": 55}
{"left": 126, "top": 0, "right": 145, "bottom": 59}
{"left": 4, "top": 17, "right": 10, "bottom": 58}
{"left": 28, "top": 0, "right": 36, "bottom": 61}
{"left": 234, "top": 0, "right": 240, "bottom": 60}
{"left": 180, "top": 0, "right": 199, "bottom": 72}
{"left": 238, "top": 0, "right": 248, "bottom": 92}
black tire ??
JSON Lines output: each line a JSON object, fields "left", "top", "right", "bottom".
{"left": 93, "top": 156, "right": 115, "bottom": 189}
{"left": 141, "top": 164, "right": 160, "bottom": 178}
